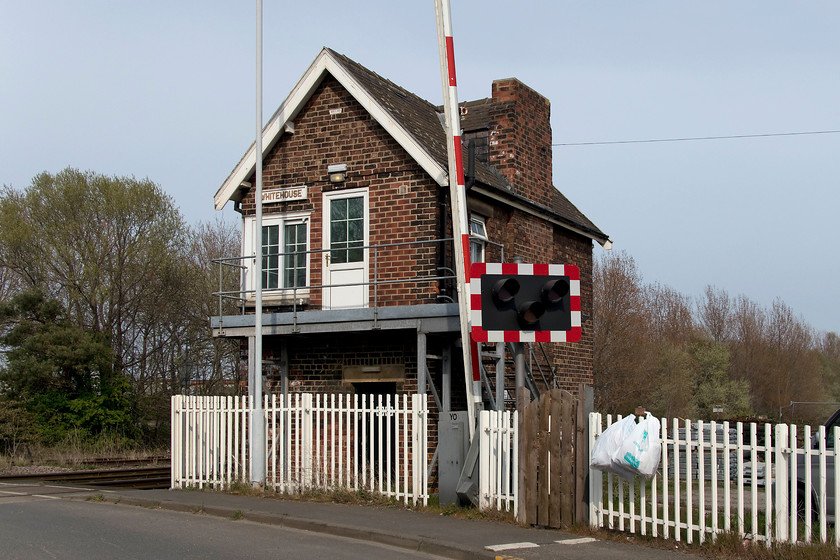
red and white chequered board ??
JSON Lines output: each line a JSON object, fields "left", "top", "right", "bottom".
{"left": 469, "top": 262, "right": 582, "bottom": 343}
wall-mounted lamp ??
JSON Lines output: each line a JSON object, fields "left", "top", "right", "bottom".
{"left": 328, "top": 163, "right": 347, "bottom": 183}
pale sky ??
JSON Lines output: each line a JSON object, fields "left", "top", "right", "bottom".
{"left": 2, "top": 1, "right": 838, "bottom": 334}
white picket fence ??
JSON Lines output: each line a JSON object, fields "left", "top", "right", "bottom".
{"left": 170, "top": 395, "right": 252, "bottom": 489}
{"left": 171, "top": 393, "right": 429, "bottom": 505}
{"left": 477, "top": 409, "right": 518, "bottom": 514}
{"left": 589, "top": 413, "right": 840, "bottom": 546}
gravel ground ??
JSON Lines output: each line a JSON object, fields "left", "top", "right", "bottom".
{"left": 1, "top": 464, "right": 74, "bottom": 476}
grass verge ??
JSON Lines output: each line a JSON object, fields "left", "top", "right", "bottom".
{"left": 571, "top": 525, "right": 840, "bottom": 560}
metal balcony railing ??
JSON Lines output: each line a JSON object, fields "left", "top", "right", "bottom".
{"left": 214, "top": 237, "right": 502, "bottom": 325}
{"left": 213, "top": 236, "right": 506, "bottom": 321}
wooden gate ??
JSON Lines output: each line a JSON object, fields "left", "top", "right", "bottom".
{"left": 517, "top": 386, "right": 588, "bottom": 528}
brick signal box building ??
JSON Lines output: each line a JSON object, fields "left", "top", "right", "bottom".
{"left": 211, "top": 48, "right": 609, "bottom": 422}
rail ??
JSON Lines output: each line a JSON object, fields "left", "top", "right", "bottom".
{"left": 0, "top": 466, "right": 171, "bottom": 489}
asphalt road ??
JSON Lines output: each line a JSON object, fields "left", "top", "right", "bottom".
{"left": 0, "top": 483, "right": 445, "bottom": 560}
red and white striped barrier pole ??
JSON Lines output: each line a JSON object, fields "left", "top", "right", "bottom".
{"left": 434, "top": 0, "right": 482, "bottom": 432}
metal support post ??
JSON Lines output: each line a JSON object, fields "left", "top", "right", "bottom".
{"left": 417, "top": 331, "right": 427, "bottom": 395}
{"left": 495, "top": 341, "right": 505, "bottom": 411}
{"left": 280, "top": 342, "right": 288, "bottom": 397}
{"left": 250, "top": 0, "right": 265, "bottom": 487}
{"left": 442, "top": 343, "right": 452, "bottom": 412}
{"left": 513, "top": 342, "right": 526, "bottom": 408}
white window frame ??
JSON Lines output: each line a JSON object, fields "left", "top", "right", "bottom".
{"left": 469, "top": 214, "right": 488, "bottom": 264}
{"left": 243, "top": 212, "right": 311, "bottom": 304}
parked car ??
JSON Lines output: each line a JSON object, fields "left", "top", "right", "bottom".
{"left": 794, "top": 408, "right": 840, "bottom": 522}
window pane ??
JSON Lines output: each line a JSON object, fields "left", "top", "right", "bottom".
{"left": 331, "top": 221, "right": 347, "bottom": 243}
{"left": 263, "top": 266, "right": 279, "bottom": 290}
{"left": 264, "top": 253, "right": 278, "bottom": 271}
{"left": 329, "top": 196, "right": 364, "bottom": 266}
{"left": 347, "top": 218, "right": 363, "bottom": 243}
{"left": 470, "top": 217, "right": 487, "bottom": 239}
{"left": 283, "top": 222, "right": 307, "bottom": 288}
{"left": 261, "top": 225, "right": 280, "bottom": 290}
{"left": 285, "top": 223, "right": 304, "bottom": 250}
{"left": 348, "top": 196, "right": 363, "bottom": 218}
{"left": 470, "top": 240, "right": 484, "bottom": 264}
{"left": 348, "top": 246, "right": 363, "bottom": 263}
{"left": 331, "top": 199, "right": 347, "bottom": 221}
{"left": 332, "top": 248, "right": 348, "bottom": 264}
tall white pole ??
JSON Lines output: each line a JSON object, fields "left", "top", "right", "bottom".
{"left": 251, "top": 0, "right": 266, "bottom": 486}
{"left": 434, "top": 0, "right": 481, "bottom": 436}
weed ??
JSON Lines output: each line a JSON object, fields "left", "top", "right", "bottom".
{"left": 573, "top": 526, "right": 840, "bottom": 560}
{"left": 226, "top": 481, "right": 264, "bottom": 496}
{"left": 230, "top": 510, "right": 244, "bottom": 520}
{"left": 86, "top": 494, "right": 105, "bottom": 503}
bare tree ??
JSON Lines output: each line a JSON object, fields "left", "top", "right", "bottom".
{"left": 697, "top": 285, "right": 731, "bottom": 343}
{"left": 592, "top": 251, "right": 651, "bottom": 413}
{"left": 182, "top": 218, "right": 242, "bottom": 395}
{"left": 764, "top": 299, "right": 824, "bottom": 421}
{"left": 646, "top": 282, "right": 696, "bottom": 344}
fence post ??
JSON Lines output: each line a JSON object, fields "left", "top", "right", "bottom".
{"left": 575, "top": 383, "right": 591, "bottom": 525}
{"left": 774, "top": 423, "right": 789, "bottom": 543}
{"left": 170, "top": 395, "right": 179, "bottom": 489}
{"left": 588, "top": 412, "right": 602, "bottom": 529}
{"left": 302, "top": 393, "right": 313, "bottom": 489}
{"left": 411, "top": 393, "right": 429, "bottom": 505}
{"left": 516, "top": 387, "right": 529, "bottom": 524}
{"left": 478, "top": 410, "right": 490, "bottom": 510}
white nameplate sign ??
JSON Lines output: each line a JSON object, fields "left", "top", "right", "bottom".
{"left": 262, "top": 186, "right": 307, "bottom": 204}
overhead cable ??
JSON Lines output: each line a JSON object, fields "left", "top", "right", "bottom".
{"left": 553, "top": 129, "right": 840, "bottom": 147}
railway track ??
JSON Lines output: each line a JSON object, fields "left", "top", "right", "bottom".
{"left": 78, "top": 456, "right": 170, "bottom": 467}
{"left": 0, "top": 465, "right": 171, "bottom": 490}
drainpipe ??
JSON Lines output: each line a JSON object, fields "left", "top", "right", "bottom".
{"left": 438, "top": 192, "right": 449, "bottom": 300}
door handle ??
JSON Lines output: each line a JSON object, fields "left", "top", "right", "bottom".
{"left": 325, "top": 253, "right": 330, "bottom": 267}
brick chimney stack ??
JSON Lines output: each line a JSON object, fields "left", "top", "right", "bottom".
{"left": 488, "top": 79, "right": 553, "bottom": 208}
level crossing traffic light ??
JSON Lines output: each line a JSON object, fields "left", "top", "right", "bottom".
{"left": 469, "top": 262, "right": 581, "bottom": 343}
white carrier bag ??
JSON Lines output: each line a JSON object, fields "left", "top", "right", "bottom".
{"left": 615, "top": 412, "right": 662, "bottom": 479}
{"left": 589, "top": 414, "right": 638, "bottom": 480}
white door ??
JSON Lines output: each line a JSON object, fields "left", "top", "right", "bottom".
{"left": 323, "top": 188, "right": 369, "bottom": 309}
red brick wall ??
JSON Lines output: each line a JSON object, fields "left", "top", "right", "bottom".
{"left": 238, "top": 76, "right": 442, "bottom": 308}
{"left": 267, "top": 333, "right": 407, "bottom": 390}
